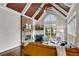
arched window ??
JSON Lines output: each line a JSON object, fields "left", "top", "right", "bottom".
{"left": 44, "top": 14, "right": 56, "bottom": 24}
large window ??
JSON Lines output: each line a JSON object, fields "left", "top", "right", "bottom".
{"left": 68, "top": 15, "right": 76, "bottom": 36}
{"left": 44, "top": 14, "right": 56, "bottom": 39}
{"left": 67, "top": 11, "right": 76, "bottom": 44}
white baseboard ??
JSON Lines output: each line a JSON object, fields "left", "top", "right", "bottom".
{"left": 0, "top": 44, "right": 21, "bottom": 53}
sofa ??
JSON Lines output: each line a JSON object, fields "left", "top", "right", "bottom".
{"left": 22, "top": 42, "right": 57, "bottom": 56}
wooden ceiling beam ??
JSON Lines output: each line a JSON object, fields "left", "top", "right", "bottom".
{"left": 25, "top": 3, "right": 41, "bottom": 17}
{"left": 32, "top": 3, "right": 45, "bottom": 19}
{"left": 51, "top": 3, "right": 67, "bottom": 17}
{"left": 35, "top": 3, "right": 53, "bottom": 20}
{"left": 51, "top": 3, "right": 68, "bottom": 16}
{"left": 21, "top": 3, "right": 32, "bottom": 15}
{"left": 6, "top": 3, "right": 26, "bottom": 13}
{"left": 56, "top": 3, "right": 70, "bottom": 12}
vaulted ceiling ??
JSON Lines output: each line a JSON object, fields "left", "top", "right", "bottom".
{"left": 6, "top": 3, "right": 71, "bottom": 20}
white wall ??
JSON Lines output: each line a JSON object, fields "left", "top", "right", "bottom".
{"left": 0, "top": 6, "right": 21, "bottom": 53}
{"left": 76, "top": 4, "right": 79, "bottom": 48}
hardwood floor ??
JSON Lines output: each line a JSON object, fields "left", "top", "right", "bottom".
{"left": 0, "top": 44, "right": 79, "bottom": 56}
{"left": 0, "top": 46, "right": 21, "bottom": 56}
